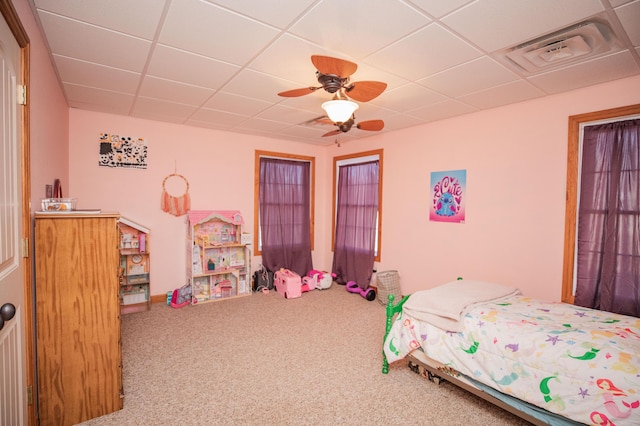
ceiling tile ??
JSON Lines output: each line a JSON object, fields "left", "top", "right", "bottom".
{"left": 289, "top": 0, "right": 431, "bottom": 59}
{"left": 222, "top": 69, "right": 306, "bottom": 103}
{"left": 408, "top": 0, "right": 474, "bottom": 18}
{"left": 528, "top": 50, "right": 640, "bottom": 93}
{"left": 419, "top": 56, "right": 520, "bottom": 98}
{"left": 245, "top": 34, "right": 339, "bottom": 85}
{"left": 610, "top": 0, "right": 635, "bottom": 7}
{"left": 188, "top": 108, "right": 250, "bottom": 126}
{"left": 158, "top": 0, "right": 280, "bottom": 65}
{"left": 382, "top": 113, "right": 427, "bottom": 131}
{"left": 133, "top": 112, "right": 188, "bottom": 125}
{"left": 275, "top": 92, "right": 328, "bottom": 115}
{"left": 406, "top": 100, "right": 477, "bottom": 122}
{"left": 37, "top": 10, "right": 152, "bottom": 72}
{"left": 63, "top": 83, "right": 134, "bottom": 115}
{"left": 442, "top": 0, "right": 605, "bottom": 52}
{"left": 147, "top": 45, "right": 241, "bottom": 89}
{"left": 204, "top": 92, "right": 272, "bottom": 116}
{"left": 186, "top": 120, "right": 235, "bottom": 131}
{"left": 256, "top": 104, "right": 321, "bottom": 125}
{"left": 457, "top": 80, "right": 546, "bottom": 109}
{"left": 204, "top": 0, "right": 318, "bottom": 29}
{"left": 132, "top": 97, "right": 199, "bottom": 121}
{"left": 29, "top": 0, "right": 640, "bottom": 145}
{"left": 233, "top": 117, "right": 292, "bottom": 133}
{"left": 33, "top": 0, "right": 166, "bottom": 39}
{"left": 374, "top": 83, "right": 448, "bottom": 112}
{"left": 249, "top": 34, "right": 410, "bottom": 96}
{"left": 367, "top": 24, "right": 482, "bottom": 80}
{"left": 53, "top": 55, "right": 140, "bottom": 94}
{"left": 138, "top": 77, "right": 215, "bottom": 106}
{"left": 615, "top": 0, "right": 640, "bottom": 46}
{"left": 351, "top": 102, "right": 392, "bottom": 120}
{"left": 278, "top": 123, "right": 328, "bottom": 139}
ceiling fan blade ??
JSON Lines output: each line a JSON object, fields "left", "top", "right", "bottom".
{"left": 357, "top": 120, "right": 384, "bottom": 131}
{"left": 322, "top": 129, "right": 342, "bottom": 137}
{"left": 277, "top": 87, "right": 318, "bottom": 97}
{"left": 346, "top": 81, "right": 388, "bottom": 102}
{"left": 311, "top": 55, "right": 358, "bottom": 78}
{"left": 316, "top": 118, "right": 334, "bottom": 125}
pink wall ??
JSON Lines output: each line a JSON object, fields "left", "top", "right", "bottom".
{"left": 67, "top": 111, "right": 328, "bottom": 296}
{"left": 18, "top": 0, "right": 639, "bottom": 301}
{"left": 14, "top": 0, "right": 69, "bottom": 211}
{"left": 327, "top": 75, "right": 640, "bottom": 301}
{"left": 67, "top": 75, "right": 640, "bottom": 302}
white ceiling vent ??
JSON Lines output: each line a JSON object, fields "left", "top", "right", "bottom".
{"left": 503, "top": 21, "right": 621, "bottom": 74}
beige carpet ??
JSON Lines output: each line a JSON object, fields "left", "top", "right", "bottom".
{"left": 79, "top": 285, "right": 531, "bottom": 425}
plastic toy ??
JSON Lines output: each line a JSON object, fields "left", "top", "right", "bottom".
{"left": 302, "top": 270, "right": 336, "bottom": 292}
{"left": 275, "top": 268, "right": 302, "bottom": 299}
{"left": 346, "top": 281, "right": 376, "bottom": 301}
{"left": 170, "top": 283, "right": 192, "bottom": 308}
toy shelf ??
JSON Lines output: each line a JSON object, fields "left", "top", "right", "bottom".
{"left": 118, "top": 217, "right": 151, "bottom": 314}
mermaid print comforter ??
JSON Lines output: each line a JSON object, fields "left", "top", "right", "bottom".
{"left": 383, "top": 295, "right": 640, "bottom": 425}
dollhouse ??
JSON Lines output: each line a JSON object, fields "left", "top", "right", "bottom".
{"left": 118, "top": 217, "right": 151, "bottom": 313}
{"left": 186, "top": 210, "right": 251, "bottom": 304}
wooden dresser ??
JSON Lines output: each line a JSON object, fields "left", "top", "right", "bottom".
{"left": 34, "top": 213, "right": 123, "bottom": 425}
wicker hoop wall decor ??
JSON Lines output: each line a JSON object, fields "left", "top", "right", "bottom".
{"left": 161, "top": 173, "right": 191, "bottom": 216}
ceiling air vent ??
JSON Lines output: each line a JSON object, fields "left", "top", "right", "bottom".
{"left": 504, "top": 21, "right": 621, "bottom": 73}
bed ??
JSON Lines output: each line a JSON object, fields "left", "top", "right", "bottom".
{"left": 382, "top": 280, "right": 640, "bottom": 425}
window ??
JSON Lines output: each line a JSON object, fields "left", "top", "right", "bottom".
{"left": 332, "top": 149, "right": 383, "bottom": 262}
{"left": 253, "top": 151, "right": 315, "bottom": 256}
{"left": 562, "top": 104, "right": 640, "bottom": 309}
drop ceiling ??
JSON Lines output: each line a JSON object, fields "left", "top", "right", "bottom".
{"left": 29, "top": 0, "right": 640, "bottom": 146}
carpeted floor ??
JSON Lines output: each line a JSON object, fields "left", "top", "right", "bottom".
{"left": 79, "top": 284, "right": 531, "bottom": 425}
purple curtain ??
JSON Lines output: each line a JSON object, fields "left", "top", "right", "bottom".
{"left": 332, "top": 161, "right": 379, "bottom": 289}
{"left": 259, "top": 157, "right": 313, "bottom": 276}
{"left": 574, "top": 119, "right": 639, "bottom": 317}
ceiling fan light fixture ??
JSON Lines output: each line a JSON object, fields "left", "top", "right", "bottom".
{"left": 322, "top": 99, "right": 359, "bottom": 123}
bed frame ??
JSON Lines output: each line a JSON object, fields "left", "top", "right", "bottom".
{"left": 381, "top": 293, "right": 563, "bottom": 426}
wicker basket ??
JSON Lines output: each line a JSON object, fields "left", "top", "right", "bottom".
{"left": 374, "top": 270, "right": 401, "bottom": 305}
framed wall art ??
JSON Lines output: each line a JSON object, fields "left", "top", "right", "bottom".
{"left": 99, "top": 133, "right": 148, "bottom": 169}
{"left": 429, "top": 169, "right": 466, "bottom": 223}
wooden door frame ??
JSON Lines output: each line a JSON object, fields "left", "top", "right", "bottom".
{"left": 561, "top": 103, "right": 640, "bottom": 304}
{"left": 0, "top": 1, "right": 34, "bottom": 424}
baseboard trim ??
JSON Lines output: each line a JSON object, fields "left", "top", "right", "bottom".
{"left": 150, "top": 293, "right": 169, "bottom": 305}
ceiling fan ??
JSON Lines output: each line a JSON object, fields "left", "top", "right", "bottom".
{"left": 277, "top": 55, "right": 387, "bottom": 103}
{"left": 319, "top": 116, "right": 385, "bottom": 138}
{"left": 280, "top": 55, "right": 387, "bottom": 139}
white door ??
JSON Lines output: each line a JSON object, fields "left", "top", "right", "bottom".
{"left": 0, "top": 10, "right": 27, "bottom": 426}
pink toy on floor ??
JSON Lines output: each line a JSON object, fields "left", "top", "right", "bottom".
{"left": 170, "top": 284, "right": 192, "bottom": 308}
{"left": 302, "top": 270, "right": 336, "bottom": 292}
{"left": 275, "top": 268, "right": 302, "bottom": 299}
{"left": 346, "top": 281, "right": 376, "bottom": 301}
